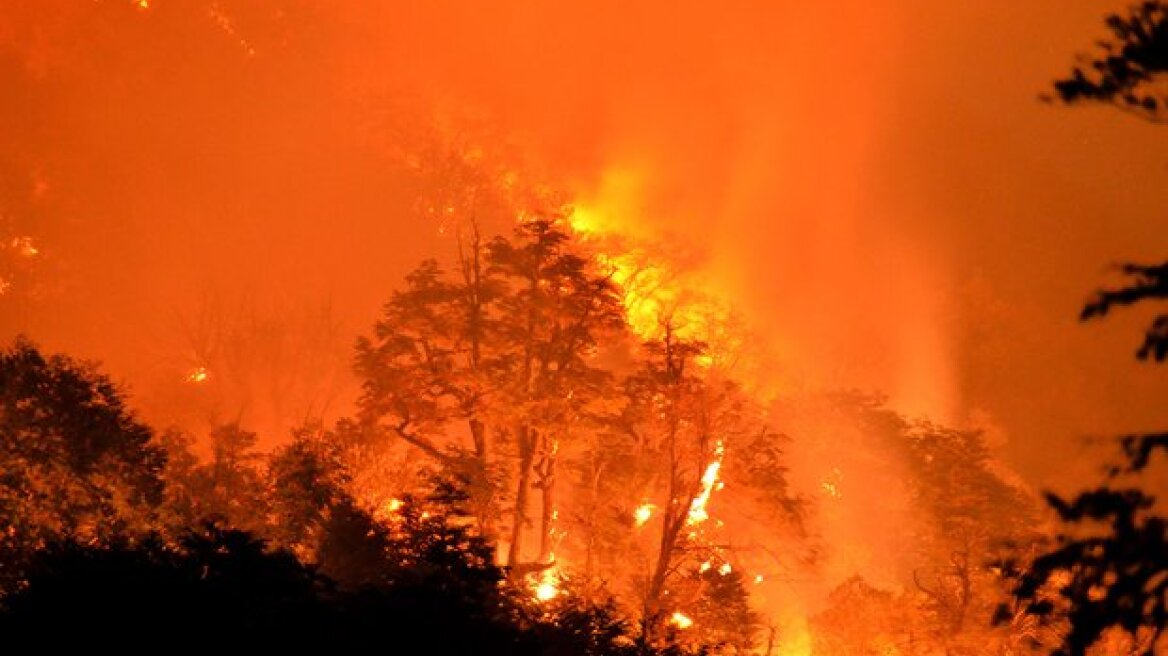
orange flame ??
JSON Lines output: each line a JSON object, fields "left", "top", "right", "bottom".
{"left": 686, "top": 440, "right": 725, "bottom": 526}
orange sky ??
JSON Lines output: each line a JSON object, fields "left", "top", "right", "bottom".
{"left": 1, "top": 0, "right": 1166, "bottom": 491}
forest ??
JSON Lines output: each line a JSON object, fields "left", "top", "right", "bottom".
{"left": 0, "top": 1, "right": 1166, "bottom": 655}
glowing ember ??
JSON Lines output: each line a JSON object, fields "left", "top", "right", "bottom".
{"left": 372, "top": 497, "right": 405, "bottom": 523}
{"left": 185, "top": 366, "right": 209, "bottom": 383}
{"left": 718, "top": 562, "right": 732, "bottom": 575}
{"left": 753, "top": 574, "right": 764, "bottom": 584}
{"left": 533, "top": 564, "right": 560, "bottom": 602}
{"left": 669, "top": 611, "right": 694, "bottom": 630}
{"left": 534, "top": 579, "right": 558, "bottom": 601}
{"left": 686, "top": 441, "right": 725, "bottom": 525}
{"left": 633, "top": 503, "right": 654, "bottom": 526}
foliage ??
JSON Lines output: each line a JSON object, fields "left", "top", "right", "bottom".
{"left": 0, "top": 477, "right": 702, "bottom": 655}
{"left": 158, "top": 422, "right": 270, "bottom": 535}
{"left": 1081, "top": 261, "right": 1168, "bottom": 362}
{"left": 676, "top": 566, "right": 761, "bottom": 654}
{"left": 1024, "top": 7, "right": 1168, "bottom": 652}
{"left": 1002, "top": 488, "right": 1165, "bottom": 656}
{"left": 0, "top": 523, "right": 330, "bottom": 651}
{"left": 356, "top": 216, "right": 627, "bottom": 566}
{"left": 1050, "top": 1, "right": 1168, "bottom": 123}
{"left": 811, "top": 577, "right": 916, "bottom": 656}
{"left": 0, "top": 337, "right": 165, "bottom": 592}
{"left": 801, "top": 394, "right": 1043, "bottom": 655}
{"left": 1001, "top": 267, "right": 1168, "bottom": 654}
{"left": 267, "top": 428, "right": 351, "bottom": 551}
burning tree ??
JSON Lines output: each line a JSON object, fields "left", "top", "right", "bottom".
{"left": 790, "top": 393, "right": 1044, "bottom": 656}
{"left": 357, "top": 216, "right": 626, "bottom": 572}
{"left": 487, "top": 218, "right": 627, "bottom": 568}
{"left": 578, "top": 323, "right": 766, "bottom": 649}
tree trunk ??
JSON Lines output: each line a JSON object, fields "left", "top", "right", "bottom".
{"left": 470, "top": 418, "right": 487, "bottom": 461}
{"left": 536, "top": 437, "right": 557, "bottom": 562}
{"left": 506, "top": 426, "right": 536, "bottom": 568}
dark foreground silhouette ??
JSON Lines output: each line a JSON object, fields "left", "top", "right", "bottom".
{"left": 0, "top": 520, "right": 690, "bottom": 655}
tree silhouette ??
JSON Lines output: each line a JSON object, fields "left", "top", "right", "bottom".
{"left": 0, "top": 523, "right": 330, "bottom": 652}
{"left": 1003, "top": 8, "right": 1168, "bottom": 653}
{"left": 1050, "top": 1, "right": 1168, "bottom": 123}
{"left": 1081, "top": 261, "right": 1168, "bottom": 362}
{"left": 0, "top": 337, "right": 165, "bottom": 592}
{"left": 161, "top": 422, "right": 270, "bottom": 535}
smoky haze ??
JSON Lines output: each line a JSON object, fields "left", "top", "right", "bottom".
{"left": 1, "top": 0, "right": 1166, "bottom": 495}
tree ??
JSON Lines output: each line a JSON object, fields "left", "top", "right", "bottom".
{"left": 591, "top": 325, "right": 758, "bottom": 645}
{"left": 162, "top": 422, "right": 270, "bottom": 535}
{"left": 784, "top": 391, "right": 1041, "bottom": 655}
{"left": 810, "top": 577, "right": 916, "bottom": 656}
{"left": 1001, "top": 274, "right": 1168, "bottom": 654}
{"left": 267, "top": 428, "right": 352, "bottom": 557}
{"left": 488, "top": 218, "right": 626, "bottom": 568}
{"left": 355, "top": 249, "right": 506, "bottom": 535}
{"left": 0, "top": 524, "right": 331, "bottom": 652}
{"left": 676, "top": 566, "right": 760, "bottom": 654}
{"left": 357, "top": 216, "right": 626, "bottom": 570}
{"left": 999, "top": 9, "right": 1168, "bottom": 653}
{"left": 0, "top": 337, "right": 165, "bottom": 592}
{"left": 1049, "top": 1, "right": 1168, "bottom": 123}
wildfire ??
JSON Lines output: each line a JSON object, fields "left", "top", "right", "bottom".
{"left": 567, "top": 197, "right": 724, "bottom": 344}
{"left": 686, "top": 441, "right": 725, "bottom": 525}
{"left": 534, "top": 578, "right": 558, "bottom": 601}
{"left": 374, "top": 497, "right": 405, "bottom": 522}
{"left": 533, "top": 564, "right": 560, "bottom": 602}
{"left": 633, "top": 503, "right": 654, "bottom": 527}
{"left": 669, "top": 611, "right": 694, "bottom": 630}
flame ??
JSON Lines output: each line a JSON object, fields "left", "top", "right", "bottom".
{"left": 686, "top": 440, "right": 725, "bottom": 525}
{"left": 533, "top": 562, "right": 560, "bottom": 602}
{"left": 374, "top": 497, "right": 404, "bottom": 522}
{"left": 717, "top": 562, "right": 732, "bottom": 575}
{"left": 567, "top": 172, "right": 727, "bottom": 344}
{"left": 633, "top": 503, "right": 654, "bottom": 527}
{"left": 185, "top": 366, "right": 209, "bottom": 383}
{"left": 669, "top": 611, "right": 694, "bottom": 630}
{"left": 534, "top": 578, "right": 558, "bottom": 601}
